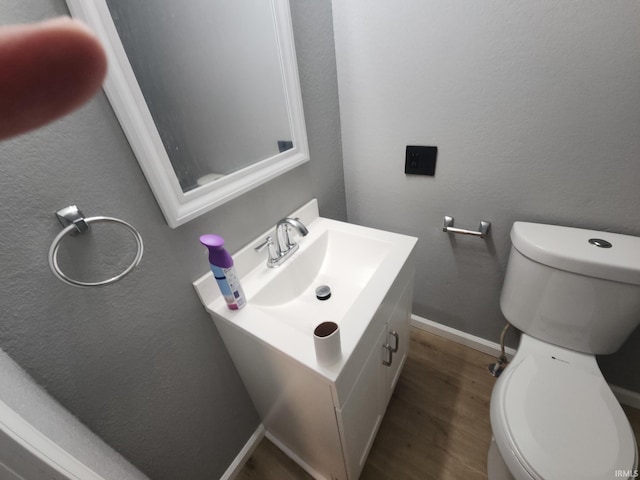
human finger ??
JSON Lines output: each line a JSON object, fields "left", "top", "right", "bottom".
{"left": 0, "top": 16, "right": 107, "bottom": 140}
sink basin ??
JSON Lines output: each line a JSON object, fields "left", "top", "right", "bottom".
{"left": 193, "top": 199, "right": 417, "bottom": 375}
{"left": 249, "top": 228, "right": 392, "bottom": 332}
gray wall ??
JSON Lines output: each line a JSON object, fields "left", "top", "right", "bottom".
{"left": 0, "top": 1, "right": 345, "bottom": 480}
{"left": 291, "top": 0, "right": 347, "bottom": 222}
{"left": 332, "top": 1, "right": 640, "bottom": 389}
{"left": 0, "top": 349, "right": 148, "bottom": 479}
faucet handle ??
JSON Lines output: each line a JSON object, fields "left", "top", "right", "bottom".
{"left": 280, "top": 225, "right": 295, "bottom": 250}
{"left": 254, "top": 236, "right": 279, "bottom": 263}
{"left": 254, "top": 235, "right": 274, "bottom": 251}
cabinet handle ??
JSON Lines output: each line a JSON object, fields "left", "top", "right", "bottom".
{"left": 389, "top": 331, "right": 399, "bottom": 353}
{"left": 382, "top": 344, "right": 393, "bottom": 367}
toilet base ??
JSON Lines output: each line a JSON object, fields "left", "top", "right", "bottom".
{"left": 487, "top": 437, "right": 516, "bottom": 480}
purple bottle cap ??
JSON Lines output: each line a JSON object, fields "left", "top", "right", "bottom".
{"left": 199, "top": 234, "right": 233, "bottom": 268}
{"left": 200, "top": 234, "right": 225, "bottom": 249}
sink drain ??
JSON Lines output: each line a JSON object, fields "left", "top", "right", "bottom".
{"left": 315, "top": 285, "right": 331, "bottom": 301}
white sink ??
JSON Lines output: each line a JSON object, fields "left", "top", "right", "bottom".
{"left": 250, "top": 228, "right": 392, "bottom": 333}
{"left": 252, "top": 229, "right": 391, "bottom": 307}
{"left": 193, "top": 199, "right": 417, "bottom": 377}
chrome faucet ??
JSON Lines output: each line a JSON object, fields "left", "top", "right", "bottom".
{"left": 254, "top": 217, "right": 309, "bottom": 268}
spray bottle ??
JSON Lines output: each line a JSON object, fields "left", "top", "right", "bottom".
{"left": 200, "top": 234, "right": 246, "bottom": 310}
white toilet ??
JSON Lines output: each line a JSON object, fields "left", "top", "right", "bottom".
{"left": 488, "top": 222, "right": 640, "bottom": 480}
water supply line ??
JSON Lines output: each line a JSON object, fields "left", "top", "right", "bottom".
{"left": 488, "top": 323, "right": 511, "bottom": 377}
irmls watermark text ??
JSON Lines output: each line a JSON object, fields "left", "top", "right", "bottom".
{"left": 615, "top": 470, "right": 639, "bottom": 478}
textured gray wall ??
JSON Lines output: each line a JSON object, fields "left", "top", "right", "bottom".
{"left": 333, "top": 1, "right": 640, "bottom": 389}
{"left": 0, "top": 349, "right": 148, "bottom": 479}
{"left": 291, "top": 0, "right": 347, "bottom": 222}
{"left": 0, "top": 1, "right": 345, "bottom": 480}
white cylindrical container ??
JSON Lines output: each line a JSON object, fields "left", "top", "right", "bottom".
{"left": 313, "top": 321, "right": 341, "bottom": 365}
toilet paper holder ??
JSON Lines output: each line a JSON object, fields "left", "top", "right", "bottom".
{"left": 443, "top": 216, "right": 491, "bottom": 238}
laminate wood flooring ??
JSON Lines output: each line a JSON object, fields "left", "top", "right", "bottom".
{"left": 237, "top": 326, "right": 640, "bottom": 480}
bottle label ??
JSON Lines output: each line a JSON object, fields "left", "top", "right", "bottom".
{"left": 210, "top": 265, "right": 246, "bottom": 310}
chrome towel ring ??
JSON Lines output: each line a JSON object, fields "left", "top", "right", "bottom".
{"left": 48, "top": 206, "right": 144, "bottom": 287}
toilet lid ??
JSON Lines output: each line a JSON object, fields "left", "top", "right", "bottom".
{"left": 502, "top": 355, "right": 636, "bottom": 480}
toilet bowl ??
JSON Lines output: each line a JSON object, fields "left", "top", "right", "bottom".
{"left": 488, "top": 222, "right": 640, "bottom": 480}
{"left": 489, "top": 334, "right": 637, "bottom": 480}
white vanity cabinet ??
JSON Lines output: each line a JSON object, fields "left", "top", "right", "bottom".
{"left": 335, "top": 323, "right": 388, "bottom": 478}
{"left": 335, "top": 268, "right": 414, "bottom": 479}
{"left": 211, "top": 259, "right": 415, "bottom": 480}
{"left": 192, "top": 200, "right": 418, "bottom": 479}
{"left": 384, "top": 275, "right": 413, "bottom": 403}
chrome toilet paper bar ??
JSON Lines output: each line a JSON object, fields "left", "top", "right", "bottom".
{"left": 443, "top": 216, "right": 491, "bottom": 238}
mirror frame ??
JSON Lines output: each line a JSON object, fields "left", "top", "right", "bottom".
{"left": 66, "top": 0, "right": 309, "bottom": 228}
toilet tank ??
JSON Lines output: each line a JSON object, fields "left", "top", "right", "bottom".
{"left": 500, "top": 222, "right": 640, "bottom": 354}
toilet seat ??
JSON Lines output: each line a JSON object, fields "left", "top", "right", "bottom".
{"left": 491, "top": 336, "right": 637, "bottom": 480}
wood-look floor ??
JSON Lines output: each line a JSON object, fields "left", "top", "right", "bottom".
{"left": 237, "top": 326, "right": 640, "bottom": 480}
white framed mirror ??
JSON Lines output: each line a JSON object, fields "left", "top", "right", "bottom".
{"left": 66, "top": 0, "right": 309, "bottom": 228}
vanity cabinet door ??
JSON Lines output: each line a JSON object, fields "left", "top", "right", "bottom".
{"left": 383, "top": 277, "right": 413, "bottom": 407}
{"left": 336, "top": 324, "right": 387, "bottom": 480}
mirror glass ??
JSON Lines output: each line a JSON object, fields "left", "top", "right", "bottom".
{"left": 67, "top": 0, "right": 308, "bottom": 227}
{"left": 106, "top": 0, "right": 293, "bottom": 193}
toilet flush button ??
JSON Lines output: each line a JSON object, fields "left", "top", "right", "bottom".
{"left": 588, "top": 238, "right": 612, "bottom": 248}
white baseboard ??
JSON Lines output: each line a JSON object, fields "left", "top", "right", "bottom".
{"left": 220, "top": 424, "right": 264, "bottom": 480}
{"left": 410, "top": 314, "right": 640, "bottom": 409}
{"left": 264, "top": 431, "right": 327, "bottom": 480}
{"left": 410, "top": 314, "right": 516, "bottom": 359}
{"left": 219, "top": 425, "right": 327, "bottom": 480}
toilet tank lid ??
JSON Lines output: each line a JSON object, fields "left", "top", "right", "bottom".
{"left": 511, "top": 222, "right": 640, "bottom": 285}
